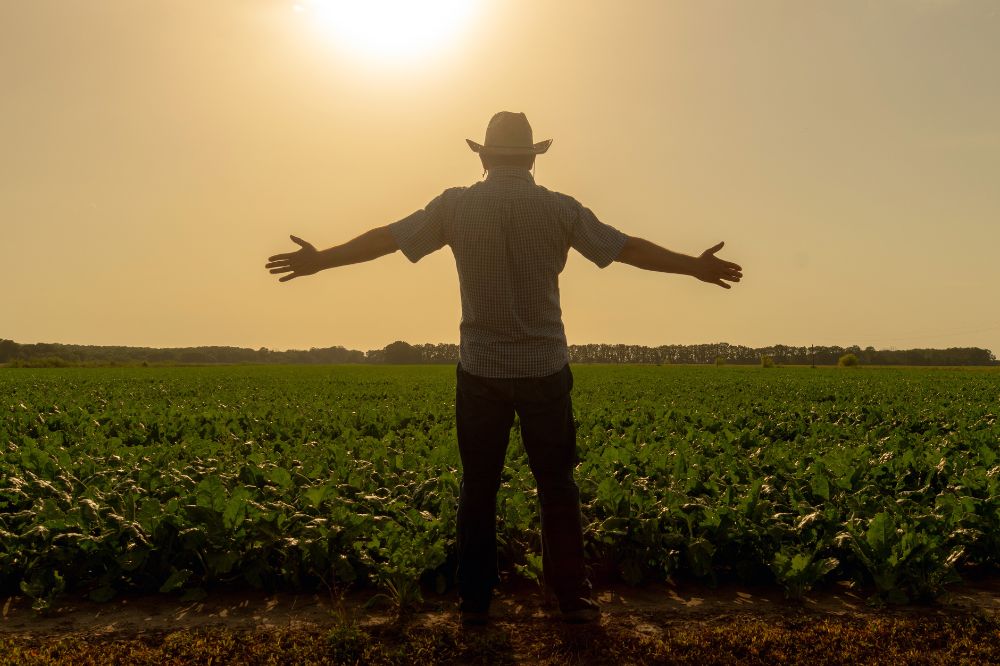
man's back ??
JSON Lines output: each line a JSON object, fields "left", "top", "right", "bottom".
{"left": 265, "top": 110, "right": 742, "bottom": 627}
{"left": 390, "top": 166, "right": 626, "bottom": 378}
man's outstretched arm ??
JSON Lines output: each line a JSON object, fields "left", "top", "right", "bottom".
{"left": 265, "top": 227, "right": 399, "bottom": 282}
{"left": 615, "top": 237, "right": 743, "bottom": 289}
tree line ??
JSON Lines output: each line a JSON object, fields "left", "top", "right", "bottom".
{"left": 1, "top": 338, "right": 995, "bottom": 367}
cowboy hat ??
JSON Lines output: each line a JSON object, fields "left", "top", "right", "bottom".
{"left": 466, "top": 111, "right": 552, "bottom": 156}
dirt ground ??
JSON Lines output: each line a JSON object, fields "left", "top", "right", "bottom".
{"left": 2, "top": 577, "right": 998, "bottom": 638}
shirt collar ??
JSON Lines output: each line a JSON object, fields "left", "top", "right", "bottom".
{"left": 486, "top": 166, "right": 535, "bottom": 184}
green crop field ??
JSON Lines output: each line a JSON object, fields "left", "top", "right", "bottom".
{"left": 2, "top": 365, "right": 998, "bottom": 613}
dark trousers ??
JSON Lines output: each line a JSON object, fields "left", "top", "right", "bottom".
{"left": 455, "top": 363, "right": 590, "bottom": 609}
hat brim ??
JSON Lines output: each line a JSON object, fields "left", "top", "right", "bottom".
{"left": 466, "top": 138, "right": 552, "bottom": 155}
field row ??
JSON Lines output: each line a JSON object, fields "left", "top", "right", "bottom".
{"left": 2, "top": 365, "right": 998, "bottom": 610}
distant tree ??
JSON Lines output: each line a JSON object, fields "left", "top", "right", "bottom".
{"left": 1, "top": 337, "right": 995, "bottom": 367}
{"left": 382, "top": 341, "right": 422, "bottom": 364}
{"left": 838, "top": 353, "right": 860, "bottom": 367}
{"left": 760, "top": 355, "right": 775, "bottom": 368}
{"left": 0, "top": 339, "right": 20, "bottom": 362}
{"left": 414, "top": 343, "right": 459, "bottom": 364}
{"left": 306, "top": 346, "right": 365, "bottom": 364}
{"left": 179, "top": 350, "right": 210, "bottom": 364}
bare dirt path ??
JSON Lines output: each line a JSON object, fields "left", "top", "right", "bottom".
{"left": 3, "top": 579, "right": 999, "bottom": 664}
{"left": 3, "top": 578, "right": 999, "bottom": 639}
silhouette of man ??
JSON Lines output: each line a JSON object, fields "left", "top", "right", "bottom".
{"left": 265, "top": 111, "right": 742, "bottom": 625}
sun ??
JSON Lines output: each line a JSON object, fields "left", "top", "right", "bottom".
{"left": 296, "top": 0, "right": 481, "bottom": 62}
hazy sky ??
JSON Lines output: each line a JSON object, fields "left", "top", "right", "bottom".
{"left": 4, "top": 1, "right": 999, "bottom": 353}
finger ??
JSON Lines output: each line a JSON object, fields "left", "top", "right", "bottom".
{"left": 265, "top": 260, "right": 291, "bottom": 268}
{"left": 278, "top": 273, "right": 299, "bottom": 282}
{"left": 270, "top": 266, "right": 294, "bottom": 274}
{"left": 711, "top": 260, "right": 742, "bottom": 276}
{"left": 268, "top": 253, "right": 295, "bottom": 262}
{"left": 712, "top": 279, "right": 731, "bottom": 289}
{"left": 290, "top": 235, "right": 314, "bottom": 250}
{"left": 706, "top": 241, "right": 725, "bottom": 256}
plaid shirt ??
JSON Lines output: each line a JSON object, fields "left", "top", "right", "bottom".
{"left": 389, "top": 166, "right": 627, "bottom": 378}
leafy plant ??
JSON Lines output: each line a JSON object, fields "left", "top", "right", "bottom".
{"left": 770, "top": 548, "right": 838, "bottom": 599}
{"left": 838, "top": 353, "right": 860, "bottom": 367}
{"left": 2, "top": 364, "right": 997, "bottom": 609}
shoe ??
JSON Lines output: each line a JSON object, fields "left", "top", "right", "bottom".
{"left": 460, "top": 595, "right": 491, "bottom": 627}
{"left": 460, "top": 609, "right": 490, "bottom": 627}
{"left": 559, "top": 597, "right": 601, "bottom": 624}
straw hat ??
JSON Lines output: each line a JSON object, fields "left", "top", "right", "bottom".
{"left": 466, "top": 111, "right": 552, "bottom": 156}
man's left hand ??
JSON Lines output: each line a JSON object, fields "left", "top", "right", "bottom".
{"left": 693, "top": 242, "right": 743, "bottom": 289}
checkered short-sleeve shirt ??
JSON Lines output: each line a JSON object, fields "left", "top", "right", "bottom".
{"left": 389, "top": 166, "right": 627, "bottom": 378}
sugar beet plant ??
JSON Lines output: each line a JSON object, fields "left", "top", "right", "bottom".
{"left": 1, "top": 365, "right": 998, "bottom": 611}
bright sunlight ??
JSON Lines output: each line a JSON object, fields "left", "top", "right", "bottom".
{"left": 296, "top": 0, "right": 481, "bottom": 61}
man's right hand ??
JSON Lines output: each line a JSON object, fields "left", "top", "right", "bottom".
{"left": 264, "top": 227, "right": 400, "bottom": 283}
{"left": 266, "top": 235, "right": 324, "bottom": 282}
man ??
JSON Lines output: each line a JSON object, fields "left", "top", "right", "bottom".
{"left": 265, "top": 111, "right": 742, "bottom": 625}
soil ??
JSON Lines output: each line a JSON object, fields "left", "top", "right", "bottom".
{"left": 0, "top": 578, "right": 1000, "bottom": 640}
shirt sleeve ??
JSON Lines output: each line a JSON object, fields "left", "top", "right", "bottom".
{"left": 388, "top": 189, "right": 457, "bottom": 263}
{"left": 566, "top": 199, "right": 628, "bottom": 268}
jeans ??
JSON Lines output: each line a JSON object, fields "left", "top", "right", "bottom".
{"left": 455, "top": 362, "right": 591, "bottom": 609}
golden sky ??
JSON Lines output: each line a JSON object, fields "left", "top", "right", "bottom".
{"left": 4, "top": 1, "right": 999, "bottom": 352}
